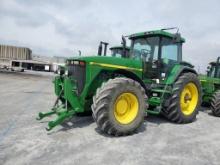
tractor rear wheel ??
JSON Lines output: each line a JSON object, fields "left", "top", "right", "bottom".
{"left": 163, "top": 73, "right": 202, "bottom": 123}
{"left": 210, "top": 90, "right": 220, "bottom": 117}
{"left": 92, "top": 78, "right": 147, "bottom": 136}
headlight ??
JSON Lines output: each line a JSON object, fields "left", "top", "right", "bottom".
{"left": 57, "top": 66, "right": 65, "bottom": 75}
{"left": 57, "top": 69, "right": 61, "bottom": 75}
{"left": 65, "top": 70, "right": 68, "bottom": 76}
{"left": 73, "top": 61, "right": 79, "bottom": 65}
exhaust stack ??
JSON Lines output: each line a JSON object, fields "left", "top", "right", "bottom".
{"left": 97, "top": 41, "right": 109, "bottom": 56}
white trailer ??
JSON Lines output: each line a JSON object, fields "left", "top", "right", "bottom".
{"left": 11, "top": 60, "right": 24, "bottom": 72}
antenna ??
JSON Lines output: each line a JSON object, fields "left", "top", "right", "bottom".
{"left": 198, "top": 65, "right": 200, "bottom": 74}
{"left": 78, "top": 50, "right": 81, "bottom": 56}
{"left": 161, "top": 27, "right": 179, "bottom": 33}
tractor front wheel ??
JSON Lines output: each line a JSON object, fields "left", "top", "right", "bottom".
{"left": 92, "top": 78, "right": 147, "bottom": 136}
{"left": 163, "top": 73, "right": 202, "bottom": 123}
{"left": 210, "top": 90, "right": 220, "bottom": 117}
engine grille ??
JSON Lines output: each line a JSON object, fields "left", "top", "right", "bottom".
{"left": 67, "top": 64, "right": 86, "bottom": 95}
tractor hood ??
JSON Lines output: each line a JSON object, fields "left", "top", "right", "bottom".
{"left": 76, "top": 55, "right": 143, "bottom": 72}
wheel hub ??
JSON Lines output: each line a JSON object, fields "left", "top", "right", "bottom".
{"left": 116, "top": 99, "right": 128, "bottom": 115}
{"left": 184, "top": 93, "right": 192, "bottom": 103}
{"left": 114, "top": 92, "right": 139, "bottom": 124}
{"left": 180, "top": 83, "right": 199, "bottom": 116}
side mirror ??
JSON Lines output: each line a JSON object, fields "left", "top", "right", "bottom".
{"left": 173, "top": 33, "right": 182, "bottom": 43}
{"left": 121, "top": 35, "right": 127, "bottom": 57}
{"left": 121, "top": 36, "right": 126, "bottom": 46}
{"left": 206, "top": 66, "right": 211, "bottom": 75}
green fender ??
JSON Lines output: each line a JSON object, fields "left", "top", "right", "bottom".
{"left": 165, "top": 65, "right": 197, "bottom": 85}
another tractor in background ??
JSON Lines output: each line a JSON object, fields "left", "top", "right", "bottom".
{"left": 200, "top": 57, "right": 220, "bottom": 116}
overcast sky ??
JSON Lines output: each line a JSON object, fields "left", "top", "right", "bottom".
{"left": 0, "top": 0, "right": 220, "bottom": 73}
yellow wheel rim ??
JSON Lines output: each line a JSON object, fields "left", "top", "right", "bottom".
{"left": 180, "top": 82, "right": 198, "bottom": 116}
{"left": 114, "top": 92, "right": 139, "bottom": 124}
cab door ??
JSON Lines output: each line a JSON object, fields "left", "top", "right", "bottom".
{"left": 158, "top": 37, "right": 182, "bottom": 80}
{"left": 145, "top": 37, "right": 160, "bottom": 79}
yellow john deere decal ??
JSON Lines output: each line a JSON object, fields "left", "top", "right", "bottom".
{"left": 89, "top": 62, "right": 143, "bottom": 72}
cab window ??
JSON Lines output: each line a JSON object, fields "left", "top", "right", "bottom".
{"left": 161, "top": 38, "right": 178, "bottom": 61}
{"left": 130, "top": 37, "right": 159, "bottom": 62}
{"left": 210, "top": 67, "right": 215, "bottom": 77}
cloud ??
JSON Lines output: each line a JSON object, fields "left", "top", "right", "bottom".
{"left": 0, "top": 0, "right": 220, "bottom": 73}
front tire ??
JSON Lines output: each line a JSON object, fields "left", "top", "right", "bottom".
{"left": 163, "top": 73, "right": 202, "bottom": 123}
{"left": 92, "top": 78, "right": 148, "bottom": 136}
{"left": 210, "top": 90, "right": 220, "bottom": 117}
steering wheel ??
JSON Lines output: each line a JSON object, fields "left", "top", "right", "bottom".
{"left": 141, "top": 49, "right": 151, "bottom": 61}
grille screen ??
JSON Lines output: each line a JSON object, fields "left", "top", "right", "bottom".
{"left": 67, "top": 63, "right": 86, "bottom": 94}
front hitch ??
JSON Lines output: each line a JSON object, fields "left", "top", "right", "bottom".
{"left": 37, "top": 77, "right": 83, "bottom": 131}
{"left": 37, "top": 103, "right": 76, "bottom": 131}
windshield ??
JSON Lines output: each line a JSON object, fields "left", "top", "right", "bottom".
{"left": 130, "top": 37, "right": 159, "bottom": 62}
{"left": 161, "top": 37, "right": 179, "bottom": 61}
{"left": 209, "top": 65, "right": 220, "bottom": 78}
{"left": 209, "top": 66, "right": 215, "bottom": 77}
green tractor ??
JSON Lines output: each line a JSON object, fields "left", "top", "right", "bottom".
{"left": 200, "top": 57, "right": 220, "bottom": 116}
{"left": 37, "top": 28, "right": 202, "bottom": 136}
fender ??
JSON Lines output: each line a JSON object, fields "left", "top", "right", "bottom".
{"left": 113, "top": 69, "right": 146, "bottom": 91}
{"left": 166, "top": 65, "right": 198, "bottom": 85}
{"left": 85, "top": 68, "right": 146, "bottom": 99}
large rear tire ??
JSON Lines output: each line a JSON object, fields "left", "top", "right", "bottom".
{"left": 162, "top": 72, "right": 202, "bottom": 123}
{"left": 210, "top": 90, "right": 220, "bottom": 117}
{"left": 92, "top": 78, "right": 148, "bottom": 136}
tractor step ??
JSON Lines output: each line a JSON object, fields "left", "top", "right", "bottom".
{"left": 151, "top": 89, "right": 171, "bottom": 94}
{"left": 146, "top": 109, "right": 160, "bottom": 115}
{"left": 146, "top": 105, "right": 161, "bottom": 115}
{"left": 148, "top": 97, "right": 161, "bottom": 106}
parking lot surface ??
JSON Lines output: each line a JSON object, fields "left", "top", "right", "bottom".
{"left": 0, "top": 71, "right": 220, "bottom": 165}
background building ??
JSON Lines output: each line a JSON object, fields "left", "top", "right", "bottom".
{"left": 0, "top": 44, "right": 69, "bottom": 72}
{"left": 0, "top": 45, "right": 32, "bottom": 60}
{"left": 0, "top": 44, "right": 53, "bottom": 72}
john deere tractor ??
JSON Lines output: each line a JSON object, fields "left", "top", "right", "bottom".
{"left": 200, "top": 57, "right": 220, "bottom": 116}
{"left": 37, "top": 28, "right": 202, "bottom": 136}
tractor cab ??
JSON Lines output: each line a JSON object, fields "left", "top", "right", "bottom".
{"left": 200, "top": 57, "right": 220, "bottom": 113}
{"left": 200, "top": 57, "right": 220, "bottom": 116}
{"left": 110, "top": 46, "right": 130, "bottom": 58}
{"left": 128, "top": 29, "right": 185, "bottom": 80}
{"left": 207, "top": 57, "right": 220, "bottom": 78}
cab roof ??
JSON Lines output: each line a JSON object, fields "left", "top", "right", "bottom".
{"left": 128, "top": 30, "right": 185, "bottom": 42}
{"left": 210, "top": 57, "right": 220, "bottom": 66}
{"left": 209, "top": 62, "right": 220, "bottom": 66}
{"left": 110, "top": 46, "right": 130, "bottom": 50}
